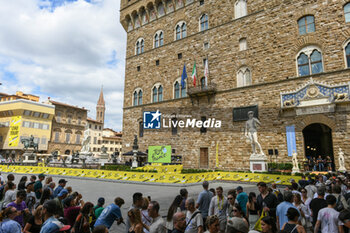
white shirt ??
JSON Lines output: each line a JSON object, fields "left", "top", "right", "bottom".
{"left": 317, "top": 207, "right": 343, "bottom": 233}
{"left": 150, "top": 216, "right": 166, "bottom": 233}
{"left": 185, "top": 210, "right": 203, "bottom": 233}
{"left": 209, "top": 196, "right": 228, "bottom": 220}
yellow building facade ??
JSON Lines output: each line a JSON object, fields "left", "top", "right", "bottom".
{"left": 0, "top": 99, "right": 55, "bottom": 159}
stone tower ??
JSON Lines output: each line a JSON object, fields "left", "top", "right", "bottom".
{"left": 96, "top": 87, "right": 105, "bottom": 124}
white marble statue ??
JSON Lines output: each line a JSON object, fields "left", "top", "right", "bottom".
{"left": 292, "top": 150, "right": 299, "bottom": 170}
{"left": 338, "top": 148, "right": 346, "bottom": 172}
{"left": 81, "top": 124, "right": 91, "bottom": 153}
{"left": 245, "top": 111, "right": 264, "bottom": 155}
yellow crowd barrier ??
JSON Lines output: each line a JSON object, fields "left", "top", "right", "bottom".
{"left": 0, "top": 165, "right": 300, "bottom": 185}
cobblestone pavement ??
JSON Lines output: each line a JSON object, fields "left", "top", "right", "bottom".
{"left": 7, "top": 173, "right": 262, "bottom": 233}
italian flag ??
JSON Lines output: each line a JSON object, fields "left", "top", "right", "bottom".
{"left": 191, "top": 61, "right": 197, "bottom": 86}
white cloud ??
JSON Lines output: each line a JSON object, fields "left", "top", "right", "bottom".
{"left": 0, "top": 0, "right": 126, "bottom": 131}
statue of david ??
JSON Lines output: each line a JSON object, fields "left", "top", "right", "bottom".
{"left": 244, "top": 111, "right": 264, "bottom": 155}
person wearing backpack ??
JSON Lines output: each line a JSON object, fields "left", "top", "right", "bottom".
{"left": 185, "top": 198, "right": 203, "bottom": 233}
{"left": 333, "top": 185, "right": 349, "bottom": 212}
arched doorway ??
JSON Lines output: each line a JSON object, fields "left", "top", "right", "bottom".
{"left": 303, "top": 123, "right": 334, "bottom": 171}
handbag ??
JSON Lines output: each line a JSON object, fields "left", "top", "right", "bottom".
{"left": 254, "top": 210, "right": 267, "bottom": 231}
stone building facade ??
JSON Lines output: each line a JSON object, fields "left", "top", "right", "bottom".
{"left": 120, "top": 0, "right": 350, "bottom": 170}
{"left": 102, "top": 129, "right": 122, "bottom": 154}
{"left": 46, "top": 99, "right": 88, "bottom": 155}
{"left": 87, "top": 117, "right": 103, "bottom": 154}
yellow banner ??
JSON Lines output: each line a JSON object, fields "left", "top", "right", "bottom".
{"left": 8, "top": 116, "right": 21, "bottom": 147}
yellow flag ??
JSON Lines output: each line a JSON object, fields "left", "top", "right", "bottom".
{"left": 216, "top": 142, "right": 219, "bottom": 167}
{"left": 8, "top": 116, "right": 21, "bottom": 147}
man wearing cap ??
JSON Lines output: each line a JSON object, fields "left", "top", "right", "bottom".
{"left": 53, "top": 189, "right": 68, "bottom": 217}
{"left": 25, "top": 181, "right": 36, "bottom": 213}
{"left": 226, "top": 217, "right": 248, "bottom": 233}
{"left": 94, "top": 197, "right": 105, "bottom": 219}
{"left": 53, "top": 179, "right": 67, "bottom": 198}
{"left": 196, "top": 181, "right": 213, "bottom": 229}
{"left": 41, "top": 199, "right": 70, "bottom": 233}
{"left": 236, "top": 186, "right": 248, "bottom": 215}
{"left": 34, "top": 173, "right": 45, "bottom": 199}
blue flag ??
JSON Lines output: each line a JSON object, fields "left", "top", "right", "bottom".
{"left": 181, "top": 64, "right": 187, "bottom": 88}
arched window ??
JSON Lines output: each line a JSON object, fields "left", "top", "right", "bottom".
{"left": 138, "top": 90, "right": 143, "bottom": 105}
{"left": 181, "top": 81, "right": 186, "bottom": 97}
{"left": 175, "top": 22, "right": 187, "bottom": 40}
{"left": 158, "top": 86, "right": 163, "bottom": 101}
{"left": 154, "top": 31, "right": 164, "bottom": 48}
{"left": 237, "top": 67, "right": 251, "bottom": 87}
{"left": 200, "top": 14, "right": 209, "bottom": 31}
{"left": 152, "top": 87, "right": 157, "bottom": 103}
{"left": 133, "top": 91, "right": 137, "bottom": 106}
{"left": 298, "top": 16, "right": 315, "bottom": 35}
{"left": 174, "top": 81, "right": 180, "bottom": 98}
{"left": 345, "top": 42, "right": 350, "bottom": 67}
{"left": 135, "top": 38, "right": 144, "bottom": 55}
{"left": 133, "top": 88, "right": 143, "bottom": 106}
{"left": 297, "top": 46, "right": 323, "bottom": 76}
{"left": 235, "top": 0, "right": 247, "bottom": 19}
{"left": 345, "top": 3, "right": 350, "bottom": 22}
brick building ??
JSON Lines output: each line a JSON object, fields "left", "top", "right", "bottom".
{"left": 120, "top": 0, "right": 350, "bottom": 170}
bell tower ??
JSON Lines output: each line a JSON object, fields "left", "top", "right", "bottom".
{"left": 96, "top": 87, "right": 105, "bottom": 124}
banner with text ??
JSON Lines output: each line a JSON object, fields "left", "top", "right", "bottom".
{"left": 8, "top": 116, "right": 22, "bottom": 147}
{"left": 148, "top": 145, "right": 172, "bottom": 163}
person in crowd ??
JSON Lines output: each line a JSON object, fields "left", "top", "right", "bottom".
{"left": 92, "top": 225, "right": 109, "bottom": 233}
{"left": 40, "top": 199, "right": 67, "bottom": 233}
{"left": 271, "top": 183, "right": 283, "bottom": 204}
{"left": 145, "top": 201, "right": 166, "bottom": 233}
{"left": 281, "top": 208, "right": 305, "bottom": 233}
{"left": 246, "top": 192, "right": 258, "bottom": 230}
{"left": 180, "top": 189, "right": 188, "bottom": 212}
{"left": 209, "top": 186, "right": 228, "bottom": 233}
{"left": 317, "top": 156, "right": 324, "bottom": 171}
{"left": 53, "top": 179, "right": 67, "bottom": 198}
{"left": 64, "top": 195, "right": 83, "bottom": 227}
{"left": 300, "top": 189, "right": 311, "bottom": 210}
{"left": 339, "top": 210, "right": 350, "bottom": 228}
{"left": 298, "top": 176, "right": 308, "bottom": 189}
{"left": 43, "top": 177, "right": 53, "bottom": 190}
{"left": 209, "top": 189, "right": 215, "bottom": 197}
{"left": 227, "top": 193, "right": 237, "bottom": 218}
{"left": 305, "top": 179, "right": 317, "bottom": 200}
{"left": 94, "top": 197, "right": 125, "bottom": 229}
{"left": 48, "top": 182, "right": 56, "bottom": 199}
{"left": 291, "top": 183, "right": 301, "bottom": 197}
{"left": 127, "top": 208, "right": 143, "bottom": 233}
{"left": 0, "top": 206, "right": 22, "bottom": 233}
{"left": 34, "top": 173, "right": 45, "bottom": 199}
{"left": 37, "top": 188, "right": 52, "bottom": 208}
{"left": 326, "top": 156, "right": 333, "bottom": 171}
{"left": 24, "top": 205, "right": 43, "bottom": 233}
{"left": 231, "top": 204, "right": 248, "bottom": 227}
{"left": 3, "top": 173, "right": 15, "bottom": 195}
{"left": 18, "top": 176, "right": 28, "bottom": 190}
{"left": 185, "top": 198, "right": 203, "bottom": 233}
{"left": 236, "top": 186, "right": 248, "bottom": 215}
{"left": 126, "top": 192, "right": 143, "bottom": 233}
{"left": 196, "top": 181, "right": 213, "bottom": 229}
{"left": 332, "top": 185, "right": 349, "bottom": 211}
{"left": 53, "top": 189, "right": 68, "bottom": 217}
{"left": 73, "top": 202, "right": 94, "bottom": 233}
{"left": 254, "top": 216, "right": 278, "bottom": 233}
{"left": 314, "top": 195, "right": 344, "bottom": 233}
{"left": 94, "top": 197, "right": 105, "bottom": 219}
{"left": 172, "top": 212, "right": 186, "bottom": 233}
{"left": 25, "top": 181, "right": 37, "bottom": 213}
{"left": 277, "top": 191, "right": 299, "bottom": 230}
{"left": 293, "top": 193, "right": 310, "bottom": 230}
{"left": 30, "top": 175, "right": 36, "bottom": 183}
{"left": 142, "top": 197, "right": 152, "bottom": 233}
{"left": 166, "top": 195, "right": 183, "bottom": 233}
{"left": 7, "top": 189, "right": 29, "bottom": 227}
{"left": 256, "top": 182, "right": 278, "bottom": 219}
{"left": 309, "top": 187, "right": 328, "bottom": 227}
{"left": 2, "top": 182, "right": 16, "bottom": 208}
{"left": 204, "top": 215, "right": 219, "bottom": 233}
{"left": 226, "top": 217, "right": 248, "bottom": 233}
{"left": 66, "top": 186, "right": 73, "bottom": 195}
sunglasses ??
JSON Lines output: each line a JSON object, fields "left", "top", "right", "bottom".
{"left": 233, "top": 209, "right": 238, "bottom": 212}
{"left": 228, "top": 198, "right": 233, "bottom": 200}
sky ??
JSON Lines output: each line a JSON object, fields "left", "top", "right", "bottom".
{"left": 0, "top": 0, "right": 126, "bottom": 131}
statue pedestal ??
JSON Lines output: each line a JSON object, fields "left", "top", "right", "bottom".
{"left": 249, "top": 154, "right": 268, "bottom": 173}
{"left": 292, "top": 168, "right": 301, "bottom": 174}
{"left": 98, "top": 153, "right": 109, "bottom": 163}
{"left": 338, "top": 166, "right": 346, "bottom": 172}
{"left": 22, "top": 151, "right": 37, "bottom": 163}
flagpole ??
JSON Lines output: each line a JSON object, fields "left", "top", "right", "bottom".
{"left": 207, "top": 55, "right": 210, "bottom": 85}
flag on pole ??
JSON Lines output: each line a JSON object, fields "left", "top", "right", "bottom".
{"left": 204, "top": 58, "right": 209, "bottom": 86}
{"left": 191, "top": 61, "right": 197, "bottom": 87}
{"left": 216, "top": 142, "right": 219, "bottom": 168}
{"left": 181, "top": 64, "right": 187, "bottom": 88}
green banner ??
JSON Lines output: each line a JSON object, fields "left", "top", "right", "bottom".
{"left": 148, "top": 146, "right": 171, "bottom": 163}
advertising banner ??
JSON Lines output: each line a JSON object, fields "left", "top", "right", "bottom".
{"left": 8, "top": 116, "right": 21, "bottom": 147}
{"left": 148, "top": 145, "right": 171, "bottom": 163}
